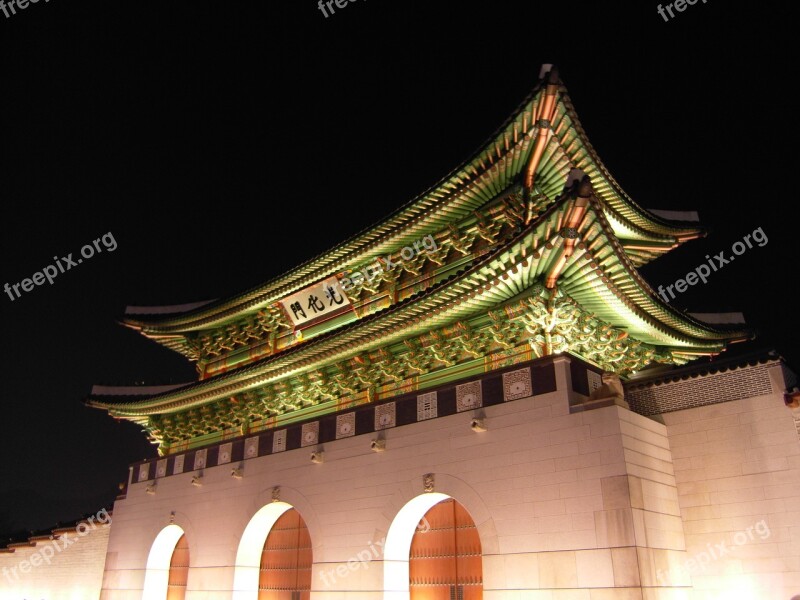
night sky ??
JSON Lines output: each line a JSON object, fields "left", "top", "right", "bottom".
{"left": 0, "top": 1, "right": 795, "bottom": 539}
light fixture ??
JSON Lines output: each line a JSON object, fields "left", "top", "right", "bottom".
{"left": 190, "top": 475, "right": 203, "bottom": 487}
{"left": 310, "top": 451, "right": 324, "bottom": 464}
{"left": 470, "top": 418, "right": 487, "bottom": 432}
{"left": 370, "top": 439, "right": 386, "bottom": 452}
{"left": 231, "top": 467, "right": 243, "bottom": 479}
{"left": 145, "top": 483, "right": 156, "bottom": 495}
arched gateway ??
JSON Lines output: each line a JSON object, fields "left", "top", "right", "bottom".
{"left": 233, "top": 501, "right": 312, "bottom": 600}
{"left": 410, "top": 498, "right": 482, "bottom": 598}
{"left": 142, "top": 524, "right": 189, "bottom": 600}
{"left": 385, "top": 493, "right": 483, "bottom": 599}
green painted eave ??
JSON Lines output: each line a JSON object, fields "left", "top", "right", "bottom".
{"left": 89, "top": 194, "right": 748, "bottom": 419}
{"left": 123, "top": 71, "right": 703, "bottom": 342}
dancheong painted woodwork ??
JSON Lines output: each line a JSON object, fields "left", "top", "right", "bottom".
{"left": 87, "top": 65, "right": 751, "bottom": 455}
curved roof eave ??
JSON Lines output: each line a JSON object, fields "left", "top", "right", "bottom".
{"left": 89, "top": 197, "right": 750, "bottom": 418}
{"left": 122, "top": 70, "right": 704, "bottom": 336}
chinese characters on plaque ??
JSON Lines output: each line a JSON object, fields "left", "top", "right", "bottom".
{"left": 278, "top": 276, "right": 352, "bottom": 327}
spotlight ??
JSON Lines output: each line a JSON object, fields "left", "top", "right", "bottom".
{"left": 145, "top": 483, "right": 156, "bottom": 495}
{"left": 190, "top": 475, "right": 203, "bottom": 487}
{"left": 370, "top": 439, "right": 386, "bottom": 452}
{"left": 231, "top": 467, "right": 243, "bottom": 479}
{"left": 470, "top": 418, "right": 487, "bottom": 432}
{"left": 310, "top": 451, "right": 324, "bottom": 464}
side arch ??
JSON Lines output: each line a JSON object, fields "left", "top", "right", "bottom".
{"left": 141, "top": 524, "right": 188, "bottom": 600}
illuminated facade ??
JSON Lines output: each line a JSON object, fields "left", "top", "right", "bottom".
{"left": 3, "top": 66, "right": 799, "bottom": 599}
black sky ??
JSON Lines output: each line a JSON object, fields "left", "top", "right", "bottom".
{"left": 0, "top": 1, "right": 796, "bottom": 537}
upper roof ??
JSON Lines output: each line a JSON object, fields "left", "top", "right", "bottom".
{"left": 122, "top": 66, "right": 705, "bottom": 343}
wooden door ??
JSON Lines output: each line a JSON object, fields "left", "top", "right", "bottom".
{"left": 409, "top": 498, "right": 482, "bottom": 599}
{"left": 166, "top": 533, "right": 189, "bottom": 600}
{"left": 258, "top": 508, "right": 312, "bottom": 600}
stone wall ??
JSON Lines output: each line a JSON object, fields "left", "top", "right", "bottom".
{"left": 0, "top": 517, "right": 111, "bottom": 600}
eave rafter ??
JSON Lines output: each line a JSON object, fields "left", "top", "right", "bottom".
{"left": 551, "top": 176, "right": 749, "bottom": 347}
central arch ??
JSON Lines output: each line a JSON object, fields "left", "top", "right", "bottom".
{"left": 409, "top": 498, "right": 482, "bottom": 599}
{"left": 384, "top": 493, "right": 449, "bottom": 600}
{"left": 384, "top": 493, "right": 483, "bottom": 599}
{"left": 232, "top": 501, "right": 312, "bottom": 600}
